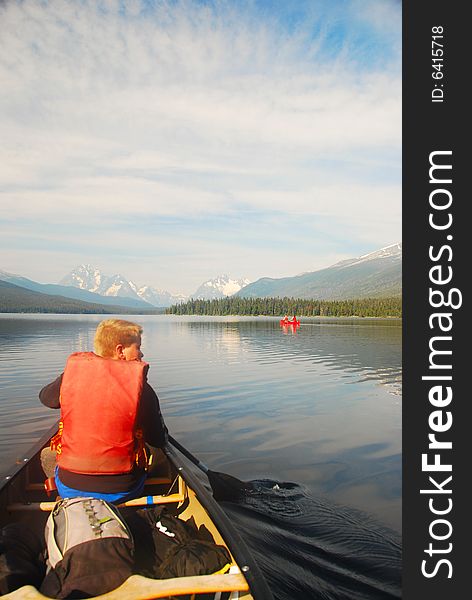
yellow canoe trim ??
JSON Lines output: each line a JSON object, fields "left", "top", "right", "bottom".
{"left": 212, "top": 562, "right": 233, "bottom": 575}
{"left": 0, "top": 573, "right": 250, "bottom": 600}
{"left": 7, "top": 487, "right": 187, "bottom": 512}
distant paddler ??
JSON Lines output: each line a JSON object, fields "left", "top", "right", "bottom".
{"left": 280, "top": 314, "right": 300, "bottom": 326}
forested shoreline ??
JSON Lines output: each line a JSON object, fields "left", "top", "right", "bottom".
{"left": 166, "top": 296, "right": 402, "bottom": 318}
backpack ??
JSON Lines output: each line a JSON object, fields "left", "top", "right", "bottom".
{"left": 126, "top": 506, "right": 232, "bottom": 579}
{"left": 40, "top": 497, "right": 134, "bottom": 599}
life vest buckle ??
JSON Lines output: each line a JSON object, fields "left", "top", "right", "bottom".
{"left": 44, "top": 476, "right": 58, "bottom": 496}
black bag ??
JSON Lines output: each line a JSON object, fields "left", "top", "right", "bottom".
{"left": 40, "top": 497, "right": 134, "bottom": 599}
{"left": 127, "top": 506, "right": 232, "bottom": 579}
{"left": 0, "top": 523, "right": 46, "bottom": 594}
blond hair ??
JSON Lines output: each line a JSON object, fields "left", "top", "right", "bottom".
{"left": 94, "top": 319, "right": 143, "bottom": 358}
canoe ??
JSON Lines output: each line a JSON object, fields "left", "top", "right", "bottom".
{"left": 0, "top": 423, "right": 274, "bottom": 600}
{"left": 280, "top": 319, "right": 300, "bottom": 326}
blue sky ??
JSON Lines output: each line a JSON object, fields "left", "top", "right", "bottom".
{"left": 0, "top": 0, "right": 401, "bottom": 295}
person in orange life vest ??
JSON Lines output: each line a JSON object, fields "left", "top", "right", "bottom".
{"left": 39, "top": 319, "right": 168, "bottom": 503}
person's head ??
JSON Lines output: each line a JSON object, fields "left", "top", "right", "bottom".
{"left": 94, "top": 319, "right": 143, "bottom": 361}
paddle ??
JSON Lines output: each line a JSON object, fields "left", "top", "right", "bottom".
{"left": 168, "top": 435, "right": 252, "bottom": 502}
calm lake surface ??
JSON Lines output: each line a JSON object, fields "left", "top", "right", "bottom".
{"left": 0, "top": 314, "right": 401, "bottom": 533}
{"left": 0, "top": 314, "right": 402, "bottom": 598}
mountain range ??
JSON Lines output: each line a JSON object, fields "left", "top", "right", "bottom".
{"left": 0, "top": 268, "right": 252, "bottom": 309}
{"left": 0, "top": 280, "right": 154, "bottom": 314}
{"left": 59, "top": 267, "right": 250, "bottom": 305}
{"left": 0, "top": 242, "right": 401, "bottom": 312}
{"left": 59, "top": 265, "right": 188, "bottom": 308}
{"left": 236, "top": 243, "right": 402, "bottom": 300}
{"left": 0, "top": 270, "right": 152, "bottom": 309}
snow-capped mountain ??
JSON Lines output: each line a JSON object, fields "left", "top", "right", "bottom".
{"left": 236, "top": 242, "right": 402, "bottom": 300}
{"left": 138, "top": 285, "right": 188, "bottom": 307}
{"left": 192, "top": 275, "right": 251, "bottom": 300}
{"left": 0, "top": 268, "right": 153, "bottom": 309}
{"left": 59, "top": 266, "right": 186, "bottom": 307}
{"left": 59, "top": 266, "right": 251, "bottom": 306}
{"left": 333, "top": 243, "right": 402, "bottom": 269}
{"left": 60, "top": 265, "right": 109, "bottom": 294}
{"left": 60, "top": 265, "right": 140, "bottom": 300}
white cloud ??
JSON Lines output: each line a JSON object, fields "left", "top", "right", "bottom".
{"left": 0, "top": 0, "right": 401, "bottom": 292}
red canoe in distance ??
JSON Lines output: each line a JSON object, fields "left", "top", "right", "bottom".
{"left": 280, "top": 319, "right": 300, "bottom": 326}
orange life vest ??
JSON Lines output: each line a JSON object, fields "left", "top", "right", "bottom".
{"left": 56, "top": 352, "right": 149, "bottom": 475}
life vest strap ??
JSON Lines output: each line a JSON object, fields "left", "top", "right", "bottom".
{"left": 50, "top": 422, "right": 149, "bottom": 470}
{"left": 50, "top": 421, "right": 63, "bottom": 454}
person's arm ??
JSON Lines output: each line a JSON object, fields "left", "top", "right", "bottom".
{"left": 139, "top": 382, "right": 168, "bottom": 447}
{"left": 39, "top": 374, "right": 63, "bottom": 409}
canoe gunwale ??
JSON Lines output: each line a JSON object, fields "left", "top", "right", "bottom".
{"left": 0, "top": 421, "right": 59, "bottom": 495}
{"left": 0, "top": 573, "right": 251, "bottom": 600}
{"left": 165, "top": 443, "right": 274, "bottom": 599}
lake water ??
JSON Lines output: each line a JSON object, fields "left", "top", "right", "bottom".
{"left": 0, "top": 314, "right": 402, "bottom": 599}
